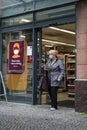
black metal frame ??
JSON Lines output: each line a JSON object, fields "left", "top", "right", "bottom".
{"left": 0, "top": 10, "right": 76, "bottom": 104}
{"left": 0, "top": 31, "right": 2, "bottom": 70}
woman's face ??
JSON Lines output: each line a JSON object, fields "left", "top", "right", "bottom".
{"left": 49, "top": 53, "right": 56, "bottom": 59}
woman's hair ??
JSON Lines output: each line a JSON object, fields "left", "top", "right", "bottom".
{"left": 48, "top": 50, "right": 58, "bottom": 56}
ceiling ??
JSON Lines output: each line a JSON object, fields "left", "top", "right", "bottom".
{"left": 42, "top": 23, "right": 76, "bottom": 53}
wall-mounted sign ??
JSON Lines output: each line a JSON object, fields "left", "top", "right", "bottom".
{"left": 27, "top": 46, "right": 33, "bottom": 63}
{"left": 27, "top": 46, "right": 32, "bottom": 56}
{"left": 8, "top": 40, "right": 24, "bottom": 74}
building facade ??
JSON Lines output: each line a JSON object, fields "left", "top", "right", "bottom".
{"left": 0, "top": 0, "right": 87, "bottom": 112}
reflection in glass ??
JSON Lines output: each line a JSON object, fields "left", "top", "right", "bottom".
{"left": 2, "top": 13, "right": 33, "bottom": 27}
{"left": 36, "top": 5, "right": 75, "bottom": 21}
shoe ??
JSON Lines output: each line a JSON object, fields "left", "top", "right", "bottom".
{"left": 50, "top": 107, "right": 56, "bottom": 111}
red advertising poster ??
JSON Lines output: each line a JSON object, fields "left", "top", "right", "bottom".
{"left": 8, "top": 40, "right": 24, "bottom": 74}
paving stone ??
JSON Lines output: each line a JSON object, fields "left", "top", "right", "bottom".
{"left": 0, "top": 101, "right": 87, "bottom": 130}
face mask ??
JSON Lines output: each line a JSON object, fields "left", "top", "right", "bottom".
{"left": 14, "top": 49, "right": 19, "bottom": 55}
{"left": 49, "top": 54, "right": 53, "bottom": 59}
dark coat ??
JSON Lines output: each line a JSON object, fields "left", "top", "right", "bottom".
{"left": 44, "top": 58, "right": 64, "bottom": 87}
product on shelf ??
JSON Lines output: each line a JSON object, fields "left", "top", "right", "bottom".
{"left": 66, "top": 54, "right": 76, "bottom": 96}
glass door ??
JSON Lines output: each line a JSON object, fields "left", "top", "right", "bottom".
{"left": 2, "top": 29, "right": 33, "bottom": 103}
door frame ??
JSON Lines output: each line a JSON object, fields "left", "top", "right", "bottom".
{"left": 0, "top": 14, "right": 76, "bottom": 104}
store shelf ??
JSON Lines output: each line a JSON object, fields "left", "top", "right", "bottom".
{"left": 67, "top": 69, "right": 75, "bottom": 71}
{"left": 66, "top": 54, "right": 76, "bottom": 96}
{"left": 67, "top": 77, "right": 75, "bottom": 79}
{"left": 67, "top": 55, "right": 75, "bottom": 57}
{"left": 68, "top": 93, "right": 75, "bottom": 96}
{"left": 67, "top": 84, "right": 75, "bottom": 87}
{"left": 67, "top": 61, "right": 75, "bottom": 63}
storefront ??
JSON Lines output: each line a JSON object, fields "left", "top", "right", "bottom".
{"left": 0, "top": 0, "right": 87, "bottom": 112}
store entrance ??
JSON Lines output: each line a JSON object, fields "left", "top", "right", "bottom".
{"left": 41, "top": 23, "right": 76, "bottom": 108}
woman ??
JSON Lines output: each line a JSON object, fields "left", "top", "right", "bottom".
{"left": 44, "top": 50, "right": 64, "bottom": 110}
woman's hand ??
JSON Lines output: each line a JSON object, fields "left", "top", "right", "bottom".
{"left": 57, "top": 77, "right": 61, "bottom": 81}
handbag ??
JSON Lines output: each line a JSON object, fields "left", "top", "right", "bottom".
{"left": 38, "top": 75, "right": 48, "bottom": 91}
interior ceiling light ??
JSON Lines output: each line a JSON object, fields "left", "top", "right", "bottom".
{"left": 20, "top": 35, "right": 25, "bottom": 38}
{"left": 49, "top": 27, "right": 75, "bottom": 35}
{"left": 21, "top": 19, "right": 31, "bottom": 22}
{"left": 42, "top": 39, "right": 75, "bottom": 47}
{"left": 45, "top": 45, "right": 53, "bottom": 47}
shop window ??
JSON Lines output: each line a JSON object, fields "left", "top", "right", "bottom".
{"left": 2, "top": 29, "right": 33, "bottom": 102}
{"left": 1, "top": 13, "right": 33, "bottom": 27}
{"left": 35, "top": 5, "right": 75, "bottom": 21}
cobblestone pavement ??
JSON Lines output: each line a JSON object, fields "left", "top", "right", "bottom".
{"left": 0, "top": 101, "right": 87, "bottom": 130}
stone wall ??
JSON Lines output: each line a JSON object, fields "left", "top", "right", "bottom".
{"left": 75, "top": 0, "right": 87, "bottom": 112}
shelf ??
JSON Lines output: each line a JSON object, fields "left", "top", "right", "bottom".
{"left": 67, "top": 69, "right": 75, "bottom": 71}
{"left": 67, "top": 61, "right": 75, "bottom": 63}
{"left": 66, "top": 54, "right": 76, "bottom": 96}
{"left": 67, "top": 77, "right": 75, "bottom": 79}
{"left": 68, "top": 55, "right": 75, "bottom": 57}
{"left": 67, "top": 84, "right": 75, "bottom": 87}
{"left": 68, "top": 93, "right": 75, "bottom": 96}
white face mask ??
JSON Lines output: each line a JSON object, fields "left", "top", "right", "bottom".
{"left": 14, "top": 49, "right": 19, "bottom": 55}
{"left": 49, "top": 54, "right": 53, "bottom": 59}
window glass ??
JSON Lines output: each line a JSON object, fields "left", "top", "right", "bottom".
{"left": 1, "top": 13, "right": 33, "bottom": 27}
{"left": 36, "top": 5, "right": 75, "bottom": 21}
{"left": 2, "top": 29, "right": 33, "bottom": 103}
